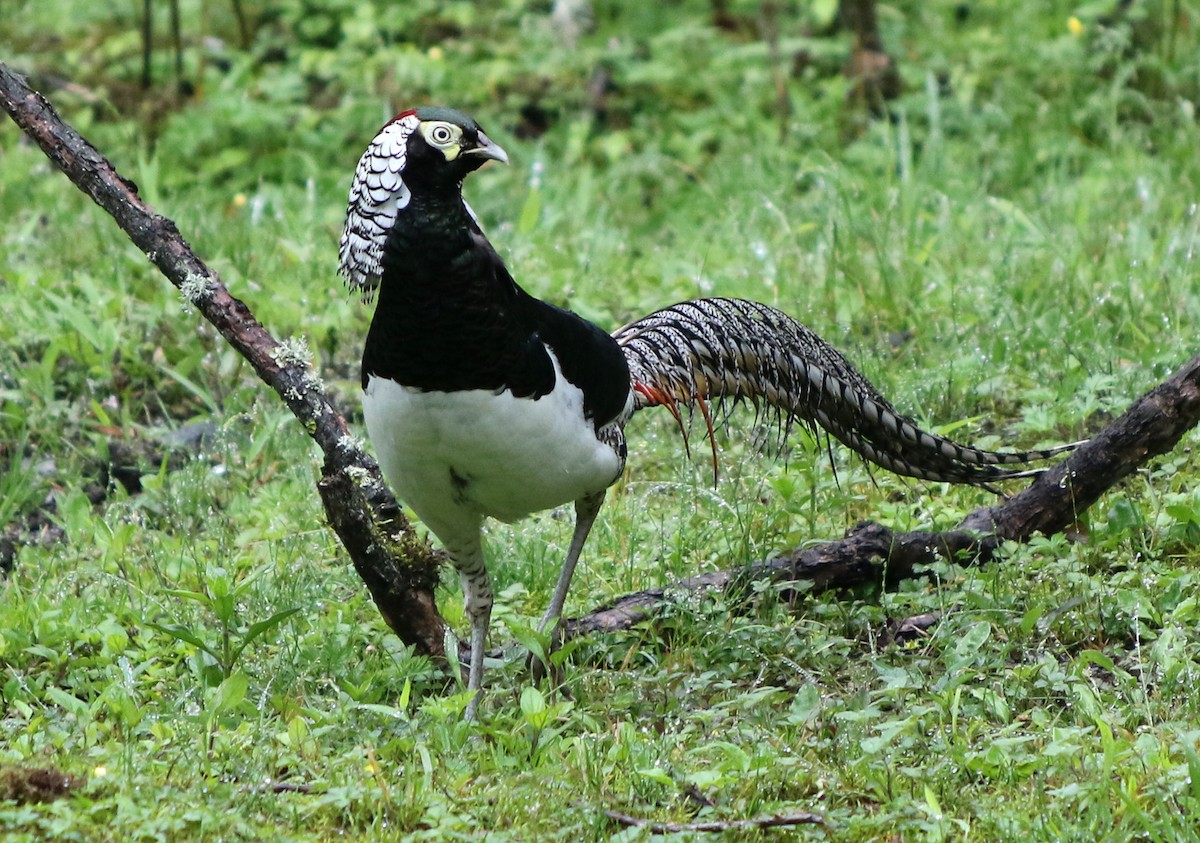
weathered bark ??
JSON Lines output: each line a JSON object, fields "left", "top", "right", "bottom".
{"left": 961, "top": 352, "right": 1200, "bottom": 538}
{"left": 0, "top": 61, "right": 448, "bottom": 660}
{"left": 560, "top": 523, "right": 983, "bottom": 640}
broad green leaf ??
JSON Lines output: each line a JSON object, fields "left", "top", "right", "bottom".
{"left": 210, "top": 672, "right": 248, "bottom": 715}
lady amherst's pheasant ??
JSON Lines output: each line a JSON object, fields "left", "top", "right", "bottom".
{"left": 338, "top": 106, "right": 1075, "bottom": 717}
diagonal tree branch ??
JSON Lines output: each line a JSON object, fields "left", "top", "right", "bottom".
{"left": 0, "top": 61, "right": 449, "bottom": 660}
{"left": 961, "top": 352, "right": 1200, "bottom": 538}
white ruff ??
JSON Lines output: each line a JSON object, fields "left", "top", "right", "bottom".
{"left": 363, "top": 352, "right": 624, "bottom": 546}
{"left": 338, "top": 113, "right": 421, "bottom": 294}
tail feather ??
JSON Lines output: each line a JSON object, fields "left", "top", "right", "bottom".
{"left": 613, "top": 297, "right": 1078, "bottom": 487}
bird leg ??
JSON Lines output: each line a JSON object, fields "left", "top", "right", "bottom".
{"left": 537, "top": 491, "right": 606, "bottom": 635}
{"left": 454, "top": 543, "right": 493, "bottom": 721}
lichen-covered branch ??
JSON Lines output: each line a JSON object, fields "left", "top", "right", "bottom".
{"left": 0, "top": 61, "right": 448, "bottom": 659}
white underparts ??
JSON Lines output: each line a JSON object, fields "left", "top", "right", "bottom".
{"left": 362, "top": 348, "right": 625, "bottom": 550}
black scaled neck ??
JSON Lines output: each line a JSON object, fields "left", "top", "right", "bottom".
{"left": 381, "top": 184, "right": 479, "bottom": 281}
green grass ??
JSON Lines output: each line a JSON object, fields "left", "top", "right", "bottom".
{"left": 3, "top": 0, "right": 1200, "bottom": 839}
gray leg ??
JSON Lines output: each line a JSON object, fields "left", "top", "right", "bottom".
{"left": 538, "top": 491, "right": 605, "bottom": 634}
{"left": 453, "top": 542, "right": 493, "bottom": 721}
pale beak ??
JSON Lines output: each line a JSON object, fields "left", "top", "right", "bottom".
{"left": 466, "top": 130, "right": 509, "bottom": 165}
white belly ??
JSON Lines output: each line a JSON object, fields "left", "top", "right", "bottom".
{"left": 363, "top": 360, "right": 625, "bottom": 544}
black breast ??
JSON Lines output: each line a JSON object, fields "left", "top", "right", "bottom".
{"left": 362, "top": 196, "right": 629, "bottom": 431}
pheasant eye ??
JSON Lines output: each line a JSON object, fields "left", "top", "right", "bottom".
{"left": 429, "top": 125, "right": 454, "bottom": 144}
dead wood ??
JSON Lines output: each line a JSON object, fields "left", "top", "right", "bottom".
{"left": 0, "top": 61, "right": 448, "bottom": 660}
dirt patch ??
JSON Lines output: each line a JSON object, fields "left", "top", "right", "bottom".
{"left": 0, "top": 765, "right": 83, "bottom": 805}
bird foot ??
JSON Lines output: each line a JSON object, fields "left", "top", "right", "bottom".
{"left": 451, "top": 624, "right": 569, "bottom": 720}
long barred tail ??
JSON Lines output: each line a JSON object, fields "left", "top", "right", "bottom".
{"left": 612, "top": 297, "right": 1079, "bottom": 486}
